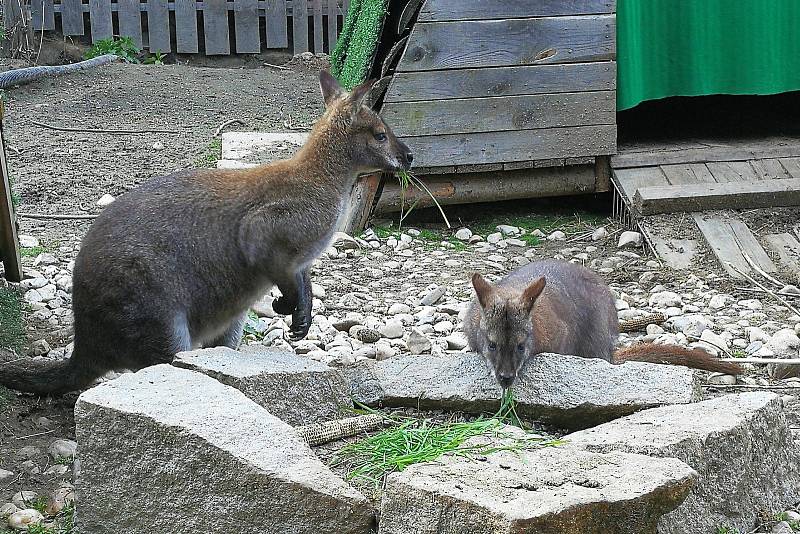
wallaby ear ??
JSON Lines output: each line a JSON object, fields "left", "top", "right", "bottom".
{"left": 471, "top": 273, "right": 495, "bottom": 308}
{"left": 520, "top": 277, "right": 546, "bottom": 314}
{"left": 349, "top": 78, "right": 377, "bottom": 110}
{"left": 319, "top": 71, "right": 345, "bottom": 108}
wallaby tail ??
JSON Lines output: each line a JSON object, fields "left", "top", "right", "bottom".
{"left": 0, "top": 352, "right": 98, "bottom": 395}
{"left": 613, "top": 343, "right": 743, "bottom": 375}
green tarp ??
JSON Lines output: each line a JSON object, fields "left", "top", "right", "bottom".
{"left": 617, "top": 0, "right": 800, "bottom": 110}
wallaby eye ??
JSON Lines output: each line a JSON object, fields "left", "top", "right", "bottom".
{"left": 488, "top": 341, "right": 497, "bottom": 351}
{"left": 374, "top": 132, "right": 387, "bottom": 142}
{"left": 517, "top": 343, "right": 525, "bottom": 352}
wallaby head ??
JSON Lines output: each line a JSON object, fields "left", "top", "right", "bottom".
{"left": 317, "top": 70, "right": 413, "bottom": 174}
{"left": 470, "top": 273, "right": 547, "bottom": 388}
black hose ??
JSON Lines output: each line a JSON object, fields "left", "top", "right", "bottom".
{"left": 0, "top": 54, "right": 117, "bottom": 89}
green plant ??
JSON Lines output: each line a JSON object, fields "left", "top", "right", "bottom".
{"left": 0, "top": 285, "right": 24, "bottom": 352}
{"left": 31, "top": 496, "right": 48, "bottom": 515}
{"left": 195, "top": 139, "right": 222, "bottom": 168}
{"left": 20, "top": 246, "right": 45, "bottom": 258}
{"left": 242, "top": 310, "right": 266, "bottom": 341}
{"left": 84, "top": 36, "right": 140, "bottom": 63}
{"left": 714, "top": 527, "right": 740, "bottom": 534}
{"left": 144, "top": 51, "right": 165, "bottom": 65}
{"left": 333, "top": 394, "right": 563, "bottom": 487}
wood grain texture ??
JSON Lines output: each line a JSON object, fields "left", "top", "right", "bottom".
{"left": 327, "top": 0, "right": 338, "bottom": 52}
{"left": 0, "top": 109, "right": 21, "bottom": 282}
{"left": 265, "top": 0, "right": 288, "bottom": 48}
{"left": 175, "top": 0, "right": 199, "bottom": 53}
{"left": 60, "top": 0, "right": 84, "bottom": 35}
{"left": 750, "top": 158, "right": 791, "bottom": 180}
{"left": 634, "top": 179, "right": 800, "bottom": 216}
{"left": 382, "top": 91, "right": 615, "bottom": 137}
{"left": 234, "top": 0, "right": 261, "bottom": 53}
{"left": 374, "top": 165, "right": 596, "bottom": 213}
{"left": 765, "top": 233, "right": 800, "bottom": 275}
{"left": 613, "top": 142, "right": 800, "bottom": 169}
{"left": 397, "top": 16, "right": 616, "bottom": 72}
{"left": 31, "top": 0, "right": 55, "bottom": 31}
{"left": 726, "top": 219, "right": 776, "bottom": 274}
{"left": 312, "top": 0, "right": 323, "bottom": 52}
{"left": 780, "top": 157, "right": 800, "bottom": 178}
{"left": 203, "top": 0, "right": 230, "bottom": 54}
{"left": 661, "top": 163, "right": 715, "bottom": 184}
{"left": 89, "top": 0, "right": 113, "bottom": 41}
{"left": 147, "top": 0, "right": 172, "bottom": 52}
{"left": 117, "top": 0, "right": 143, "bottom": 47}
{"left": 419, "top": 0, "right": 615, "bottom": 21}
{"left": 611, "top": 167, "right": 669, "bottom": 202}
{"left": 693, "top": 215, "right": 749, "bottom": 279}
{"left": 385, "top": 62, "right": 615, "bottom": 102}
{"left": 292, "top": 0, "right": 308, "bottom": 52}
{"left": 406, "top": 124, "right": 616, "bottom": 168}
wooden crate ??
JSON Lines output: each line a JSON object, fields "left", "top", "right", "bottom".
{"left": 29, "top": 0, "right": 350, "bottom": 54}
{"left": 380, "top": 0, "right": 617, "bottom": 175}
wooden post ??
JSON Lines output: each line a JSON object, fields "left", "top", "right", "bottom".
{"left": 594, "top": 155, "right": 611, "bottom": 193}
{"left": 340, "top": 172, "right": 383, "bottom": 235}
{"left": 2, "top": 0, "right": 34, "bottom": 58}
{"left": 0, "top": 97, "right": 23, "bottom": 282}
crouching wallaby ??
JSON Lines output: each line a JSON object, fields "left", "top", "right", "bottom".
{"left": 0, "top": 71, "right": 413, "bottom": 395}
{"left": 464, "top": 259, "right": 741, "bottom": 388}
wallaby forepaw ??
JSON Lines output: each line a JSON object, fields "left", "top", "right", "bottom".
{"left": 272, "top": 296, "right": 296, "bottom": 315}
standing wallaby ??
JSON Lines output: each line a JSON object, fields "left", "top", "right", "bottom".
{"left": 464, "top": 259, "right": 741, "bottom": 388}
{"left": 0, "top": 71, "right": 412, "bottom": 395}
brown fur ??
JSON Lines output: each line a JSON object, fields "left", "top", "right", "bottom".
{"left": 464, "top": 259, "right": 741, "bottom": 387}
{"left": 0, "top": 71, "right": 413, "bottom": 395}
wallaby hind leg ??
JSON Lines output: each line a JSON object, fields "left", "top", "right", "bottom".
{"left": 205, "top": 313, "right": 246, "bottom": 349}
{"left": 272, "top": 269, "right": 312, "bottom": 340}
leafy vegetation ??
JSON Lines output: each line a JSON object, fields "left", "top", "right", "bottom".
{"left": 20, "top": 246, "right": 45, "bottom": 258}
{"left": 85, "top": 36, "right": 165, "bottom": 66}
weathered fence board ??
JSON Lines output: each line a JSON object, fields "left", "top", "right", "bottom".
{"left": 174, "top": 0, "right": 199, "bottom": 53}
{"left": 419, "top": 0, "right": 615, "bottom": 21}
{"left": 326, "top": 0, "right": 337, "bottom": 52}
{"left": 404, "top": 124, "right": 617, "bottom": 168}
{"left": 292, "top": 0, "right": 308, "bottom": 53}
{"left": 89, "top": 0, "right": 113, "bottom": 41}
{"left": 265, "top": 0, "right": 288, "bottom": 48}
{"left": 204, "top": 0, "right": 231, "bottom": 54}
{"left": 312, "top": 0, "right": 323, "bottom": 52}
{"left": 234, "top": 0, "right": 261, "bottom": 53}
{"left": 382, "top": 91, "right": 615, "bottom": 137}
{"left": 0, "top": 101, "right": 22, "bottom": 283}
{"left": 148, "top": 0, "right": 172, "bottom": 52}
{"left": 398, "top": 15, "right": 616, "bottom": 72}
{"left": 60, "top": 0, "right": 84, "bottom": 35}
{"left": 31, "top": 0, "right": 56, "bottom": 31}
{"left": 117, "top": 0, "right": 143, "bottom": 47}
{"left": 385, "top": 62, "right": 616, "bottom": 102}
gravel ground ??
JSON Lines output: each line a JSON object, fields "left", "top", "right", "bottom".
{"left": 2, "top": 60, "right": 800, "bottom": 533}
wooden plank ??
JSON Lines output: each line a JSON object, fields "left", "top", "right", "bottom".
{"left": 693, "top": 215, "right": 749, "bottom": 279}
{"left": 117, "top": 0, "right": 144, "bottom": 47}
{"left": 707, "top": 162, "right": 751, "bottom": 183}
{"left": 750, "top": 158, "right": 792, "bottom": 180}
{"left": 660, "top": 163, "right": 715, "bottom": 185}
{"left": 234, "top": 0, "right": 261, "bottom": 53}
{"left": 147, "top": 0, "right": 172, "bottom": 52}
{"left": 382, "top": 91, "right": 614, "bottom": 137}
{"left": 203, "top": 0, "right": 230, "bottom": 54}
{"left": 634, "top": 179, "right": 800, "bottom": 216}
{"left": 265, "top": 0, "right": 288, "bottom": 48}
{"left": 174, "top": 0, "right": 199, "bottom": 53}
{"left": 31, "top": 0, "right": 55, "bottom": 31}
{"left": 419, "top": 0, "right": 615, "bottom": 21}
{"left": 398, "top": 0, "right": 424, "bottom": 34}
{"left": 406, "top": 124, "right": 616, "bottom": 168}
{"left": 611, "top": 167, "right": 669, "bottom": 202}
{"left": 594, "top": 155, "right": 610, "bottom": 192}
{"left": 397, "top": 16, "right": 616, "bottom": 72}
{"left": 292, "top": 0, "right": 308, "bottom": 52}
{"left": 327, "top": 0, "right": 338, "bottom": 52}
{"left": 613, "top": 142, "right": 800, "bottom": 169}
{"left": 89, "top": 0, "right": 113, "bottom": 41}
{"left": 385, "top": 62, "right": 615, "bottom": 102}
{"left": 780, "top": 158, "right": 800, "bottom": 178}
{"left": 60, "top": 0, "right": 84, "bottom": 35}
{"left": 764, "top": 233, "right": 800, "bottom": 275}
{"left": 727, "top": 219, "right": 776, "bottom": 274}
{"left": 374, "top": 166, "right": 597, "bottom": 214}
{"left": 312, "top": 0, "right": 323, "bottom": 53}
{"left": 0, "top": 101, "right": 22, "bottom": 282}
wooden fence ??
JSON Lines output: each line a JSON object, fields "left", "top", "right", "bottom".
{"left": 26, "top": 0, "right": 349, "bottom": 55}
